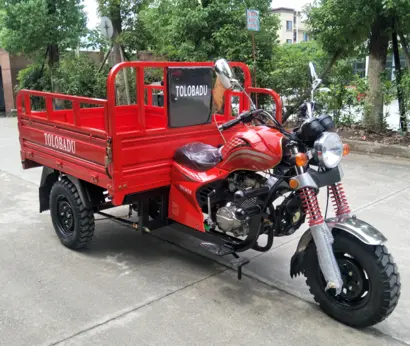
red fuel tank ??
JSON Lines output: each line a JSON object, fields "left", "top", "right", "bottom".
{"left": 219, "top": 126, "right": 283, "bottom": 172}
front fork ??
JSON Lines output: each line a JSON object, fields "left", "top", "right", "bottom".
{"left": 291, "top": 149, "right": 349, "bottom": 294}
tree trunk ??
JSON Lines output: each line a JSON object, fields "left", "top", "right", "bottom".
{"left": 109, "top": 6, "right": 129, "bottom": 105}
{"left": 46, "top": 0, "right": 60, "bottom": 69}
{"left": 48, "top": 43, "right": 60, "bottom": 69}
{"left": 397, "top": 29, "right": 410, "bottom": 70}
{"left": 111, "top": 7, "right": 123, "bottom": 65}
{"left": 365, "top": 16, "right": 390, "bottom": 131}
{"left": 46, "top": 0, "right": 62, "bottom": 106}
{"left": 48, "top": 43, "right": 63, "bottom": 107}
{"left": 392, "top": 24, "right": 407, "bottom": 132}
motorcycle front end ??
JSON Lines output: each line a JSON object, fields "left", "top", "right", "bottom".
{"left": 287, "top": 134, "right": 400, "bottom": 328}
{"left": 286, "top": 63, "right": 400, "bottom": 328}
{"left": 214, "top": 59, "right": 401, "bottom": 328}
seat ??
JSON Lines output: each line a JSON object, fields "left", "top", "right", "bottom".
{"left": 174, "top": 142, "right": 222, "bottom": 172}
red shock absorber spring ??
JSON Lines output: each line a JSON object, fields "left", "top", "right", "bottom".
{"left": 299, "top": 187, "right": 324, "bottom": 227}
{"left": 328, "top": 182, "right": 351, "bottom": 216}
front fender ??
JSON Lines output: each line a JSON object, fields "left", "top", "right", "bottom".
{"left": 290, "top": 216, "right": 387, "bottom": 278}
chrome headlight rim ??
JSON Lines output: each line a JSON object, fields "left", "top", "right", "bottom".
{"left": 314, "top": 132, "right": 343, "bottom": 169}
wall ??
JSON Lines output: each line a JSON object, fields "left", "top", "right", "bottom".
{"left": 274, "top": 11, "right": 295, "bottom": 44}
{"left": 297, "top": 30, "right": 309, "bottom": 43}
{"left": 272, "top": 9, "right": 310, "bottom": 44}
{"left": 0, "top": 49, "right": 15, "bottom": 113}
{"left": 10, "top": 53, "right": 34, "bottom": 109}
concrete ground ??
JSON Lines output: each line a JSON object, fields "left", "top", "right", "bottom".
{"left": 1, "top": 117, "right": 409, "bottom": 346}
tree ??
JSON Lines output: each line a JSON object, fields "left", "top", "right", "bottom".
{"left": 269, "top": 41, "right": 328, "bottom": 101}
{"left": 17, "top": 53, "right": 109, "bottom": 109}
{"left": 307, "top": 0, "right": 410, "bottom": 131}
{"left": 96, "top": 0, "right": 153, "bottom": 105}
{"left": 0, "top": 0, "right": 87, "bottom": 69}
{"left": 139, "top": 0, "right": 279, "bottom": 87}
{"left": 96, "top": 0, "right": 153, "bottom": 61}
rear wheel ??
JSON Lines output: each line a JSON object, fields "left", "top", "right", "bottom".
{"left": 50, "top": 178, "right": 95, "bottom": 249}
{"left": 304, "top": 231, "right": 400, "bottom": 328}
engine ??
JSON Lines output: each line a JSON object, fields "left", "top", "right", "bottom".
{"left": 216, "top": 203, "right": 249, "bottom": 237}
{"left": 215, "top": 173, "right": 264, "bottom": 237}
{"left": 227, "top": 172, "right": 264, "bottom": 193}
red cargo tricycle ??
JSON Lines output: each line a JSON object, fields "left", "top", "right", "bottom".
{"left": 17, "top": 59, "right": 400, "bottom": 328}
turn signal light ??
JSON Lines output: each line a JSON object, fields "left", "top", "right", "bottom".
{"left": 343, "top": 144, "right": 350, "bottom": 156}
{"left": 295, "top": 153, "right": 308, "bottom": 167}
{"left": 289, "top": 179, "right": 299, "bottom": 190}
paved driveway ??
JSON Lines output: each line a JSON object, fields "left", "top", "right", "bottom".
{"left": 0, "top": 118, "right": 409, "bottom": 345}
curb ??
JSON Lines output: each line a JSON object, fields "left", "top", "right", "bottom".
{"left": 343, "top": 138, "right": 410, "bottom": 159}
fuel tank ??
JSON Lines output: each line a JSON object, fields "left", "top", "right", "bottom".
{"left": 219, "top": 126, "right": 283, "bottom": 172}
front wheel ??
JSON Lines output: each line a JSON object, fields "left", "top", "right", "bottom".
{"left": 304, "top": 231, "right": 400, "bottom": 328}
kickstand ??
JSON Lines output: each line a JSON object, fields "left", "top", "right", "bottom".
{"left": 231, "top": 253, "right": 250, "bottom": 280}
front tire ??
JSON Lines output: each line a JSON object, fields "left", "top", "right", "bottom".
{"left": 304, "top": 231, "right": 400, "bottom": 328}
{"left": 50, "top": 178, "right": 95, "bottom": 250}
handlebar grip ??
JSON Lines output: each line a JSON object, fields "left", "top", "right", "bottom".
{"left": 219, "top": 118, "right": 241, "bottom": 131}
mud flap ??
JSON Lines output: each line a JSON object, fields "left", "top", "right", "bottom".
{"left": 39, "top": 167, "right": 59, "bottom": 213}
{"left": 290, "top": 230, "right": 313, "bottom": 278}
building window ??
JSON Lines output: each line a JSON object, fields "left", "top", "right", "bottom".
{"left": 286, "top": 39, "right": 293, "bottom": 44}
{"left": 286, "top": 21, "right": 293, "bottom": 31}
{"left": 303, "top": 32, "right": 309, "bottom": 41}
{"left": 354, "top": 60, "right": 366, "bottom": 78}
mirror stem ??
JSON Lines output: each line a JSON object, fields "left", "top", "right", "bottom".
{"left": 235, "top": 82, "right": 256, "bottom": 110}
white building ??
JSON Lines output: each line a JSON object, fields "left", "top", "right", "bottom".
{"left": 271, "top": 7, "right": 310, "bottom": 44}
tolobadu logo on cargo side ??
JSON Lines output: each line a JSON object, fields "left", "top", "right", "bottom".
{"left": 175, "top": 85, "right": 209, "bottom": 98}
{"left": 44, "top": 133, "right": 76, "bottom": 154}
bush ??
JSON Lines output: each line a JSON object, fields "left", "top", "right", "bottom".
{"left": 17, "top": 52, "right": 167, "bottom": 107}
{"left": 17, "top": 63, "right": 52, "bottom": 92}
{"left": 17, "top": 53, "right": 109, "bottom": 109}
{"left": 268, "top": 41, "right": 328, "bottom": 100}
{"left": 54, "top": 53, "right": 108, "bottom": 99}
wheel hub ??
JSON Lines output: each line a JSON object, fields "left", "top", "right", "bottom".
{"left": 338, "top": 258, "right": 366, "bottom": 300}
{"left": 319, "top": 252, "right": 370, "bottom": 309}
{"left": 57, "top": 198, "right": 74, "bottom": 235}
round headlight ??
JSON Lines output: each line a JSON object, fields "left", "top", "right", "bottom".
{"left": 314, "top": 132, "right": 343, "bottom": 168}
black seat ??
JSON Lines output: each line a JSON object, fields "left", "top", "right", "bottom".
{"left": 174, "top": 142, "right": 222, "bottom": 172}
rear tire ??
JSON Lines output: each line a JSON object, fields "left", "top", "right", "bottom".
{"left": 304, "top": 231, "right": 400, "bottom": 328}
{"left": 50, "top": 178, "right": 95, "bottom": 249}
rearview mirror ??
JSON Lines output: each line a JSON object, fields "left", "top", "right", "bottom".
{"left": 309, "top": 62, "right": 318, "bottom": 83}
{"left": 215, "top": 59, "right": 235, "bottom": 89}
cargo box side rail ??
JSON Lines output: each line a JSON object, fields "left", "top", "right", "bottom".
{"left": 223, "top": 88, "right": 283, "bottom": 124}
{"left": 16, "top": 90, "right": 112, "bottom": 189}
{"left": 17, "top": 90, "right": 109, "bottom": 136}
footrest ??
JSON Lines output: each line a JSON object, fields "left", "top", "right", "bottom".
{"left": 200, "top": 242, "right": 233, "bottom": 256}
{"left": 230, "top": 256, "right": 250, "bottom": 269}
{"left": 199, "top": 242, "right": 250, "bottom": 280}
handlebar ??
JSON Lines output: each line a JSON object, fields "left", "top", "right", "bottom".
{"left": 218, "top": 108, "right": 282, "bottom": 132}
{"left": 218, "top": 110, "right": 254, "bottom": 131}
{"left": 218, "top": 117, "right": 242, "bottom": 131}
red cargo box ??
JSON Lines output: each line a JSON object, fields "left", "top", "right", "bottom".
{"left": 17, "top": 61, "right": 281, "bottom": 205}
